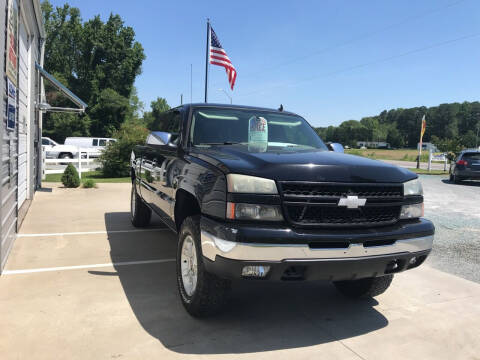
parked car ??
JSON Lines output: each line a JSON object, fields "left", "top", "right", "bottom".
{"left": 449, "top": 149, "right": 480, "bottom": 183}
{"left": 130, "top": 104, "right": 434, "bottom": 317}
{"left": 42, "top": 137, "right": 79, "bottom": 159}
{"left": 64, "top": 137, "right": 116, "bottom": 158}
{"left": 41, "top": 136, "right": 116, "bottom": 159}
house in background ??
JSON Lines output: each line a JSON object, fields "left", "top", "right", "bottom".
{"left": 356, "top": 141, "right": 390, "bottom": 149}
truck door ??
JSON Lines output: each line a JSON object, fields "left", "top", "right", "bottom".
{"left": 146, "top": 109, "right": 182, "bottom": 228}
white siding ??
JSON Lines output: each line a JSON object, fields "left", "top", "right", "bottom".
{"left": 17, "top": 22, "right": 29, "bottom": 208}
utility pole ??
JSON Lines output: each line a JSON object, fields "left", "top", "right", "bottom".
{"left": 180, "top": 94, "right": 183, "bottom": 105}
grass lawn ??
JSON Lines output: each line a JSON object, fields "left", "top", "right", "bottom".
{"left": 407, "top": 168, "right": 449, "bottom": 175}
{"left": 346, "top": 148, "right": 435, "bottom": 162}
{"left": 45, "top": 171, "right": 130, "bottom": 183}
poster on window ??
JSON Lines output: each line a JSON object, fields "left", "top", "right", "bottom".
{"left": 6, "top": 0, "right": 19, "bottom": 86}
{"left": 7, "top": 98, "right": 16, "bottom": 131}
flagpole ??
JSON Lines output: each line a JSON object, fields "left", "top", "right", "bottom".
{"left": 204, "top": 19, "right": 210, "bottom": 103}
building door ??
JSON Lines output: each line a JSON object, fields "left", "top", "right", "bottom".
{"left": 17, "top": 22, "right": 29, "bottom": 208}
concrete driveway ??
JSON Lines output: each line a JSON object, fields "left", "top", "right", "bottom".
{"left": 1, "top": 183, "right": 479, "bottom": 359}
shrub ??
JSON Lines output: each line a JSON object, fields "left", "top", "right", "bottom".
{"left": 98, "top": 122, "right": 149, "bottom": 178}
{"left": 61, "top": 164, "right": 80, "bottom": 188}
{"left": 82, "top": 179, "right": 96, "bottom": 188}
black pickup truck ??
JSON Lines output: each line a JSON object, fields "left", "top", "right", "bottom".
{"left": 130, "top": 103, "right": 434, "bottom": 317}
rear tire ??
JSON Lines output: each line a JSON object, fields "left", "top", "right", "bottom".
{"left": 59, "top": 153, "right": 73, "bottom": 159}
{"left": 130, "top": 184, "right": 151, "bottom": 227}
{"left": 452, "top": 173, "right": 461, "bottom": 184}
{"left": 333, "top": 274, "right": 394, "bottom": 298}
{"left": 177, "top": 215, "right": 230, "bottom": 317}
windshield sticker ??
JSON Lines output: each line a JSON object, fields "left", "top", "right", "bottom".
{"left": 248, "top": 116, "right": 268, "bottom": 152}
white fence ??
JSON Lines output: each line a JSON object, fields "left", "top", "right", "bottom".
{"left": 42, "top": 147, "right": 101, "bottom": 180}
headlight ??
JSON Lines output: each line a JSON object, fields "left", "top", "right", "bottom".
{"left": 226, "top": 174, "right": 278, "bottom": 194}
{"left": 403, "top": 178, "right": 423, "bottom": 196}
{"left": 400, "top": 203, "right": 424, "bottom": 219}
{"left": 226, "top": 202, "right": 283, "bottom": 221}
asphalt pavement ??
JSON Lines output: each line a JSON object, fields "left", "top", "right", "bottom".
{"left": 1, "top": 183, "right": 479, "bottom": 359}
{"left": 420, "top": 175, "right": 480, "bottom": 283}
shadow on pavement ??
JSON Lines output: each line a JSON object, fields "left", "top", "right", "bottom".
{"left": 441, "top": 179, "right": 480, "bottom": 187}
{"left": 104, "top": 211, "right": 388, "bottom": 354}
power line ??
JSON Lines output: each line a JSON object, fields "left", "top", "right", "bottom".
{"left": 235, "top": 31, "right": 480, "bottom": 98}
{"left": 212, "top": 0, "right": 467, "bottom": 89}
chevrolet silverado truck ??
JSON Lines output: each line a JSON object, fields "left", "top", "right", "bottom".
{"left": 130, "top": 104, "right": 434, "bottom": 317}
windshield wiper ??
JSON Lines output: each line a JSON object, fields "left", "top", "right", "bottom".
{"left": 196, "top": 142, "right": 242, "bottom": 146}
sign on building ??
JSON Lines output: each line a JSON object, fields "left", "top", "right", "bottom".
{"left": 6, "top": 0, "right": 19, "bottom": 86}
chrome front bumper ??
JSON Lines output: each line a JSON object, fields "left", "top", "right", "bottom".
{"left": 201, "top": 231, "right": 434, "bottom": 262}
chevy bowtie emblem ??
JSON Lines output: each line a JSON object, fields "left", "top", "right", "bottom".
{"left": 338, "top": 195, "right": 366, "bottom": 209}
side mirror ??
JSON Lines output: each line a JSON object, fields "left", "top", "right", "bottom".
{"left": 327, "top": 142, "right": 344, "bottom": 153}
{"left": 146, "top": 131, "right": 177, "bottom": 147}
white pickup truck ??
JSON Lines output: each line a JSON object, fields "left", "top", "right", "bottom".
{"left": 42, "top": 137, "right": 116, "bottom": 159}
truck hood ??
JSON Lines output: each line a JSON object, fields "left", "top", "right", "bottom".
{"left": 191, "top": 145, "right": 416, "bottom": 183}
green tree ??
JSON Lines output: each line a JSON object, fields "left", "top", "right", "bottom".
{"left": 386, "top": 127, "right": 403, "bottom": 148}
{"left": 143, "top": 97, "right": 171, "bottom": 130}
{"left": 43, "top": 113, "right": 91, "bottom": 143}
{"left": 41, "top": 1, "right": 145, "bottom": 140}
{"left": 61, "top": 164, "right": 80, "bottom": 188}
{"left": 99, "top": 122, "right": 149, "bottom": 177}
{"left": 314, "top": 101, "right": 480, "bottom": 151}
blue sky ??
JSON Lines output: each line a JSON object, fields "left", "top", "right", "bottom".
{"left": 49, "top": 0, "right": 480, "bottom": 127}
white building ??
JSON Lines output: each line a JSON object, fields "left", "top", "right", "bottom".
{"left": 356, "top": 141, "right": 390, "bottom": 149}
{"left": 0, "top": 0, "right": 86, "bottom": 273}
{"left": 417, "top": 142, "right": 439, "bottom": 152}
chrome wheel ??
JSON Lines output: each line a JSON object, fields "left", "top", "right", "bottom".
{"left": 181, "top": 235, "right": 198, "bottom": 297}
{"left": 131, "top": 187, "right": 136, "bottom": 217}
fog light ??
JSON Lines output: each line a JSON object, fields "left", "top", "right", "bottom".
{"left": 400, "top": 203, "right": 424, "bottom": 219}
{"left": 409, "top": 256, "right": 417, "bottom": 265}
{"left": 241, "top": 265, "right": 270, "bottom": 278}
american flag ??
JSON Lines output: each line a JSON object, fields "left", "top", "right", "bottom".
{"left": 209, "top": 27, "right": 237, "bottom": 90}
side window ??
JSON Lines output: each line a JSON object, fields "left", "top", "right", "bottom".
{"left": 93, "top": 139, "right": 98, "bottom": 146}
{"left": 166, "top": 110, "right": 181, "bottom": 134}
{"left": 99, "top": 139, "right": 107, "bottom": 146}
{"left": 151, "top": 110, "right": 181, "bottom": 134}
{"left": 42, "top": 138, "right": 49, "bottom": 145}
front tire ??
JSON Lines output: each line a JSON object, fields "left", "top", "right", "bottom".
{"left": 333, "top": 274, "right": 394, "bottom": 298}
{"left": 130, "top": 183, "right": 151, "bottom": 227}
{"left": 176, "top": 216, "right": 230, "bottom": 317}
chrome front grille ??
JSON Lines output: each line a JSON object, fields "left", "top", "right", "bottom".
{"left": 279, "top": 182, "right": 403, "bottom": 228}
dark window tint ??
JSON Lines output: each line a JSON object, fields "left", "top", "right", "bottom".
{"left": 190, "top": 107, "right": 327, "bottom": 150}
{"left": 463, "top": 152, "right": 480, "bottom": 161}
{"left": 151, "top": 110, "right": 181, "bottom": 134}
{"left": 99, "top": 139, "right": 107, "bottom": 146}
{"left": 42, "top": 138, "right": 49, "bottom": 145}
{"left": 93, "top": 139, "right": 98, "bottom": 146}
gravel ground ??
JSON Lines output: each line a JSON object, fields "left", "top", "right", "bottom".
{"left": 382, "top": 159, "right": 447, "bottom": 170}
{"left": 420, "top": 174, "right": 480, "bottom": 283}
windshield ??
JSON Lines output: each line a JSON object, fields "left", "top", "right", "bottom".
{"left": 190, "top": 107, "right": 327, "bottom": 150}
